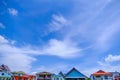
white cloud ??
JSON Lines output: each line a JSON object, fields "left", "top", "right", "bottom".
{"left": 24, "top": 39, "right": 82, "bottom": 58}
{"left": 0, "top": 36, "right": 36, "bottom": 73}
{"left": 0, "top": 23, "right": 5, "bottom": 29}
{"left": 42, "top": 39, "right": 81, "bottom": 58}
{"left": 94, "top": 19, "right": 120, "bottom": 51}
{"left": 0, "top": 52, "right": 36, "bottom": 73}
{"left": 98, "top": 61, "right": 120, "bottom": 72}
{"left": 8, "top": 8, "right": 18, "bottom": 16}
{"left": 46, "top": 3, "right": 120, "bottom": 54}
{"left": 0, "top": 35, "right": 41, "bottom": 73}
{"left": 49, "top": 14, "right": 69, "bottom": 32}
{"left": 61, "top": 0, "right": 120, "bottom": 53}
{"left": 0, "top": 35, "right": 82, "bottom": 73}
{"left": 96, "top": 54, "right": 120, "bottom": 73}
{"left": 0, "top": 35, "right": 8, "bottom": 44}
{"left": 105, "top": 54, "right": 120, "bottom": 62}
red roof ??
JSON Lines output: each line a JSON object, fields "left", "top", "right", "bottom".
{"left": 92, "top": 70, "right": 112, "bottom": 76}
{"left": 22, "top": 75, "right": 35, "bottom": 78}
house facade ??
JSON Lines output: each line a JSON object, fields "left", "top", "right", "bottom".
{"left": 52, "top": 68, "right": 87, "bottom": 80}
{"left": 90, "top": 70, "right": 112, "bottom": 80}
{"left": 12, "top": 71, "right": 36, "bottom": 80}
{"left": 111, "top": 72, "right": 120, "bottom": 80}
{"left": 0, "top": 64, "right": 13, "bottom": 80}
{"left": 65, "top": 68, "right": 87, "bottom": 80}
{"left": 36, "top": 72, "right": 54, "bottom": 80}
{"left": 52, "top": 74, "right": 64, "bottom": 80}
{"left": 52, "top": 72, "right": 65, "bottom": 80}
{"left": 13, "top": 75, "right": 35, "bottom": 80}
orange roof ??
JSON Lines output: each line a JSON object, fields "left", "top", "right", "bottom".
{"left": 92, "top": 70, "right": 112, "bottom": 76}
{"left": 14, "top": 75, "right": 35, "bottom": 78}
{"left": 22, "top": 75, "right": 35, "bottom": 78}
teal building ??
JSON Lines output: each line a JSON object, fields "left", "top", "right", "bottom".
{"left": 65, "top": 68, "right": 87, "bottom": 80}
{"left": 52, "top": 68, "right": 87, "bottom": 80}
{"left": 52, "top": 72, "right": 65, "bottom": 80}
{"left": 0, "top": 64, "right": 13, "bottom": 80}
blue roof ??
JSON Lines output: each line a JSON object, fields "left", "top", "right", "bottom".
{"left": 65, "top": 68, "right": 87, "bottom": 78}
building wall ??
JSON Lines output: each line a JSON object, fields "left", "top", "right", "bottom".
{"left": 112, "top": 72, "right": 120, "bottom": 80}
{"left": 36, "top": 74, "right": 52, "bottom": 80}
{"left": 0, "top": 71, "right": 13, "bottom": 80}
{"left": 14, "top": 76, "right": 35, "bottom": 80}
{"left": 65, "top": 70, "right": 86, "bottom": 78}
{"left": 90, "top": 75, "right": 112, "bottom": 80}
{"left": 52, "top": 75, "right": 65, "bottom": 80}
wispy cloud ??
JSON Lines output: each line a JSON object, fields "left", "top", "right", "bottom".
{"left": 81, "top": 54, "right": 120, "bottom": 76}
{"left": 48, "top": 14, "right": 69, "bottom": 32}
{"left": 55, "top": 0, "right": 120, "bottom": 53}
{"left": 0, "top": 23, "right": 5, "bottom": 29}
{"left": 0, "top": 36, "right": 8, "bottom": 43}
{"left": 41, "top": 39, "right": 81, "bottom": 58}
{"left": 0, "top": 35, "right": 36, "bottom": 73}
{"left": 0, "top": 35, "right": 82, "bottom": 72}
{"left": 8, "top": 8, "right": 18, "bottom": 16}
{"left": 105, "top": 54, "right": 120, "bottom": 62}
{"left": 97, "top": 54, "right": 120, "bottom": 72}
{"left": 97, "top": 61, "right": 120, "bottom": 72}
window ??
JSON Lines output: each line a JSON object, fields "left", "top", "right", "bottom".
{"left": 96, "top": 76, "right": 100, "bottom": 77}
{"left": 104, "top": 76, "right": 108, "bottom": 79}
{"left": 1, "top": 73, "right": 4, "bottom": 75}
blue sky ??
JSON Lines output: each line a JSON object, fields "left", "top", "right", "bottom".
{"left": 0, "top": 0, "right": 120, "bottom": 76}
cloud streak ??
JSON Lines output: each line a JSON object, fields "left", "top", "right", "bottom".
{"left": 8, "top": 8, "right": 18, "bottom": 16}
{"left": 0, "top": 35, "right": 36, "bottom": 73}
{"left": 0, "top": 23, "right": 5, "bottom": 29}
{"left": 55, "top": 0, "right": 120, "bottom": 53}
{"left": 105, "top": 54, "right": 120, "bottom": 62}
{"left": 97, "top": 54, "right": 120, "bottom": 72}
{"left": 48, "top": 14, "right": 69, "bottom": 33}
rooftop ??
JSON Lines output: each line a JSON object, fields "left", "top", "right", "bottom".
{"left": 92, "top": 70, "right": 112, "bottom": 76}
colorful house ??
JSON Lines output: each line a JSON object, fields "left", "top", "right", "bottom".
{"left": 13, "top": 75, "right": 35, "bottom": 80}
{"left": 90, "top": 70, "right": 112, "bottom": 80}
{"left": 65, "top": 68, "right": 87, "bottom": 80}
{"left": 12, "top": 71, "right": 35, "bottom": 80}
{"left": 52, "top": 72, "right": 65, "bottom": 80}
{"left": 0, "top": 64, "right": 13, "bottom": 80}
{"left": 110, "top": 72, "right": 120, "bottom": 80}
{"left": 52, "top": 68, "right": 87, "bottom": 80}
{"left": 36, "top": 72, "right": 54, "bottom": 80}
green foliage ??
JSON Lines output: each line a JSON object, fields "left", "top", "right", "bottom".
{"left": 11, "top": 71, "right": 26, "bottom": 75}
{"left": 86, "top": 78, "right": 91, "bottom": 80}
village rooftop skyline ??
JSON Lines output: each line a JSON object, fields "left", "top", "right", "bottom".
{"left": 0, "top": 0, "right": 120, "bottom": 76}
{"left": 0, "top": 64, "right": 120, "bottom": 80}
